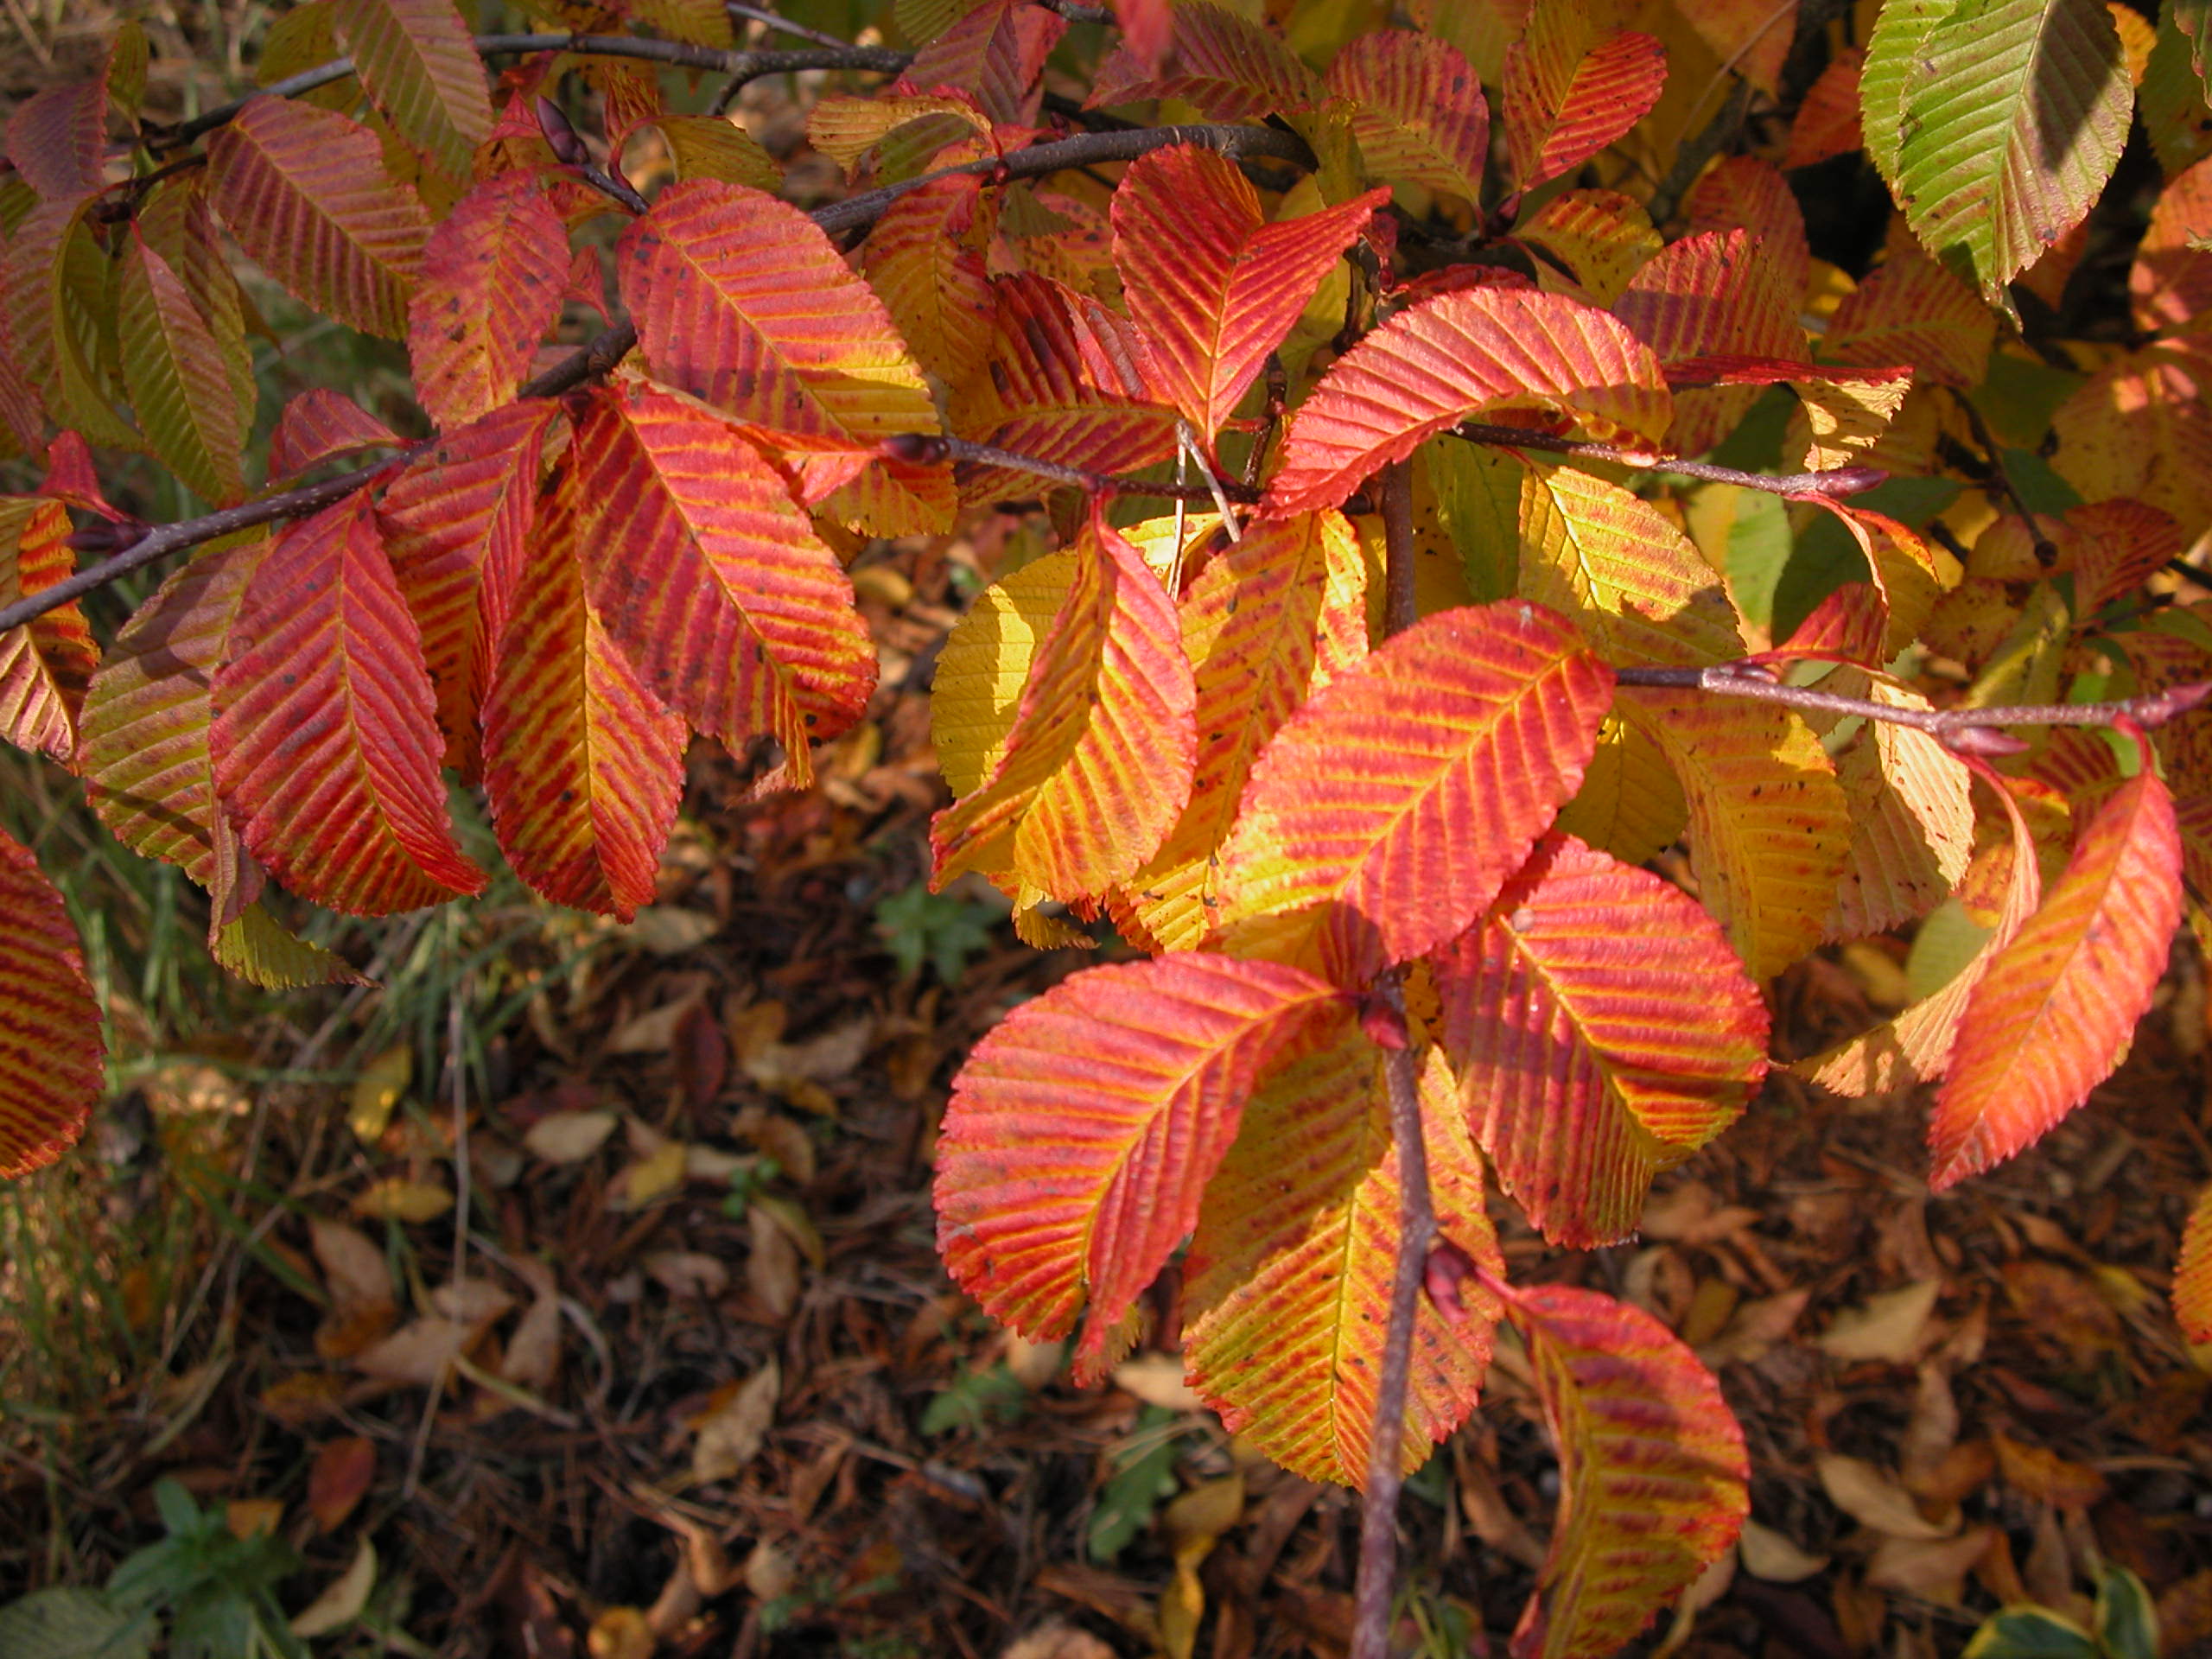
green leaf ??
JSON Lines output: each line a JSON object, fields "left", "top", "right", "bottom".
{"left": 0, "top": 1591, "right": 153, "bottom": 1659}
{"left": 1888, "top": 0, "right": 2131, "bottom": 302}
{"left": 2093, "top": 1566, "right": 2160, "bottom": 1659}
{"left": 1087, "top": 1406, "right": 1184, "bottom": 1561}
{"left": 918, "top": 1361, "right": 1029, "bottom": 1435}
{"left": 1862, "top": 0, "right": 1957, "bottom": 183}
{"left": 1962, "top": 1606, "right": 2100, "bottom": 1659}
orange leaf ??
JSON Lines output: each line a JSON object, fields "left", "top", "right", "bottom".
{"left": 1115, "top": 510, "right": 1368, "bottom": 953}
{"left": 0, "top": 497, "right": 97, "bottom": 766}
{"left": 378, "top": 398, "right": 564, "bottom": 778}
{"left": 933, "top": 953, "right": 1343, "bottom": 1381}
{"left": 562, "top": 378, "right": 877, "bottom": 788}
{"left": 1503, "top": 10, "right": 1667, "bottom": 190}
{"left": 211, "top": 491, "right": 486, "bottom": 913}
{"left": 1266, "top": 289, "right": 1671, "bottom": 514}
{"left": 0, "top": 825, "right": 104, "bottom": 1179}
{"left": 1783, "top": 47, "right": 1864, "bottom": 169}
{"left": 1684, "top": 156, "right": 1811, "bottom": 317}
{"left": 1215, "top": 601, "right": 1614, "bottom": 980}
{"left": 861, "top": 174, "right": 996, "bottom": 389}
{"left": 2177, "top": 1179, "right": 2212, "bottom": 1344}
{"left": 1112, "top": 144, "right": 1384, "bottom": 451}
{"left": 1931, "top": 768, "right": 2184, "bottom": 1189}
{"left": 1823, "top": 676, "right": 1976, "bottom": 939}
{"left": 408, "top": 170, "right": 568, "bottom": 429}
{"left": 1436, "top": 836, "right": 1769, "bottom": 1248}
{"left": 480, "top": 454, "right": 687, "bottom": 921}
{"left": 270, "top": 389, "right": 403, "bottom": 486}
{"left": 205, "top": 96, "right": 429, "bottom": 338}
{"left": 1515, "top": 190, "right": 1662, "bottom": 308}
{"left": 1823, "top": 247, "right": 1994, "bottom": 391}
{"left": 1501, "top": 1281, "right": 1749, "bottom": 1659}
{"left": 1185, "top": 1037, "right": 1505, "bottom": 1485}
{"left": 617, "top": 179, "right": 948, "bottom": 535}
{"left": 2133, "top": 154, "right": 2212, "bottom": 334}
{"left": 931, "top": 509, "right": 1195, "bottom": 899}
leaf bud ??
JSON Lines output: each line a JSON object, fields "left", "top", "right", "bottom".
{"left": 535, "top": 96, "right": 588, "bottom": 166}
{"left": 881, "top": 432, "right": 949, "bottom": 466}
{"left": 1940, "top": 725, "right": 2030, "bottom": 757}
{"left": 1423, "top": 1241, "right": 1478, "bottom": 1325}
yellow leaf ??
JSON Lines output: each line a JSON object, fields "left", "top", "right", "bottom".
{"left": 351, "top": 1178, "right": 453, "bottom": 1224}
{"left": 347, "top": 1045, "right": 410, "bottom": 1143}
{"left": 291, "top": 1540, "right": 377, "bottom": 1637}
{"left": 931, "top": 552, "right": 1077, "bottom": 798}
{"left": 609, "top": 1138, "right": 689, "bottom": 1210}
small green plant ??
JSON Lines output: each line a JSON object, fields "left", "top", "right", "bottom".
{"left": 872, "top": 882, "right": 1000, "bottom": 985}
{"left": 719, "top": 1156, "right": 782, "bottom": 1222}
{"left": 0, "top": 1478, "right": 305, "bottom": 1659}
{"left": 1964, "top": 1565, "right": 2158, "bottom": 1659}
{"left": 918, "top": 1359, "right": 1029, "bottom": 1437}
{"left": 1085, "top": 1405, "right": 1185, "bottom": 1563}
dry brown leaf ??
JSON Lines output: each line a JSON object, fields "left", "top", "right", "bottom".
{"left": 290, "top": 1539, "right": 377, "bottom": 1637}
{"left": 1737, "top": 1517, "right": 1828, "bottom": 1582}
{"left": 609, "top": 1138, "right": 689, "bottom": 1210}
{"left": 1865, "top": 1525, "right": 1994, "bottom": 1606}
{"left": 310, "top": 1219, "right": 397, "bottom": 1360}
{"left": 607, "top": 985, "right": 709, "bottom": 1055}
{"left": 745, "top": 1017, "right": 874, "bottom": 1086}
{"left": 500, "top": 1286, "right": 563, "bottom": 1391}
{"left": 743, "top": 1540, "right": 795, "bottom": 1602}
{"left": 429, "top": 1279, "right": 515, "bottom": 1324}
{"left": 622, "top": 906, "right": 719, "bottom": 955}
{"left": 751, "top": 1192, "right": 825, "bottom": 1268}
{"left": 646, "top": 1251, "right": 731, "bottom": 1299}
{"left": 732, "top": 1105, "right": 817, "bottom": 1185}
{"left": 1642, "top": 1180, "right": 1760, "bottom": 1244}
{"left": 1816, "top": 1453, "right": 1958, "bottom": 1541}
{"left": 1817, "top": 1279, "right": 1942, "bottom": 1363}
{"left": 351, "top": 1179, "right": 453, "bottom": 1224}
{"left": 308, "top": 1437, "right": 376, "bottom": 1534}
{"left": 1698, "top": 1287, "right": 1811, "bottom": 1365}
{"left": 690, "top": 1358, "right": 779, "bottom": 1484}
{"left": 353, "top": 1317, "right": 480, "bottom": 1386}
{"left": 1000, "top": 1623, "right": 1117, "bottom": 1659}
{"left": 1900, "top": 1363, "right": 1961, "bottom": 1491}
{"left": 1456, "top": 1443, "right": 1547, "bottom": 1569}
{"left": 1993, "top": 1434, "right": 2109, "bottom": 1508}
{"left": 524, "top": 1109, "right": 619, "bottom": 1164}
{"left": 1159, "top": 1472, "right": 1243, "bottom": 1659}
{"left": 1006, "top": 1332, "right": 1065, "bottom": 1388}
{"left": 746, "top": 1205, "right": 799, "bottom": 1318}
{"left": 1113, "top": 1354, "right": 1202, "bottom": 1411}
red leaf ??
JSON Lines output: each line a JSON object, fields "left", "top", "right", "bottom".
{"left": 1435, "top": 836, "right": 1769, "bottom": 1248}
{"left": 270, "top": 390, "right": 403, "bottom": 487}
{"left": 1503, "top": 19, "right": 1668, "bottom": 190}
{"left": 1111, "top": 0, "right": 1173, "bottom": 74}
{"left": 1783, "top": 47, "right": 1864, "bottom": 170}
{"left": 1931, "top": 768, "right": 2184, "bottom": 1190}
{"left": 1111, "top": 144, "right": 1384, "bottom": 449}
{"left": 0, "top": 496, "right": 98, "bottom": 766}
{"left": 0, "top": 825, "right": 104, "bottom": 1179}
{"left": 933, "top": 952, "right": 1343, "bottom": 1381}
{"left": 1823, "top": 246, "right": 1995, "bottom": 391}
{"left": 1266, "top": 288, "right": 1671, "bottom": 514}
{"left": 481, "top": 454, "right": 686, "bottom": 920}
{"left": 2132, "top": 151, "right": 2212, "bottom": 335}
{"left": 378, "top": 399, "right": 564, "bottom": 777}
{"left": 562, "top": 378, "right": 876, "bottom": 787}
{"left": 618, "top": 179, "right": 948, "bottom": 535}
{"left": 1215, "top": 601, "right": 1615, "bottom": 980}
{"left": 931, "top": 509, "right": 1196, "bottom": 899}
{"left": 1185, "top": 1037, "right": 1506, "bottom": 1485}
{"left": 1324, "top": 30, "right": 1491, "bottom": 207}
{"left": 900, "top": 0, "right": 1067, "bottom": 124}
{"left": 1614, "top": 228, "right": 1806, "bottom": 457}
{"left": 1088, "top": 0, "right": 1325, "bottom": 118}
{"left": 211, "top": 491, "right": 486, "bottom": 913}
{"left": 408, "top": 170, "right": 569, "bottom": 429}
{"left": 205, "top": 96, "right": 429, "bottom": 339}
{"left": 4, "top": 79, "right": 105, "bottom": 201}
{"left": 1499, "top": 1281, "right": 1748, "bottom": 1659}
{"left": 308, "top": 1437, "right": 378, "bottom": 1534}
{"left": 1685, "top": 156, "right": 1811, "bottom": 319}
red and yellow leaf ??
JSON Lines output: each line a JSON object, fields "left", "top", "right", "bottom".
{"left": 1825, "top": 677, "right": 1976, "bottom": 938}
{"left": 378, "top": 398, "right": 564, "bottom": 777}
{"left": 1516, "top": 190, "right": 1662, "bottom": 308}
{"left": 1215, "top": 601, "right": 1614, "bottom": 979}
{"left": 0, "top": 497, "right": 98, "bottom": 766}
{"left": 1324, "top": 29, "right": 1491, "bottom": 205}
{"left": 205, "top": 96, "right": 429, "bottom": 339}
{"left": 210, "top": 491, "right": 486, "bottom": 913}
{"left": 1501, "top": 1281, "right": 1749, "bottom": 1659}
{"left": 328, "top": 0, "right": 493, "bottom": 184}
{"left": 1623, "top": 691, "right": 1851, "bottom": 979}
{"left": 1088, "top": 0, "right": 1325, "bottom": 118}
{"left": 1111, "top": 144, "right": 1384, "bottom": 451}
{"left": 1435, "top": 835, "right": 1769, "bottom": 1248}
{"left": 561, "top": 378, "right": 877, "bottom": 787}
{"left": 1684, "top": 156, "right": 1811, "bottom": 315}
{"left": 2177, "top": 1178, "right": 2212, "bottom": 1344}
{"left": 1502, "top": 4, "right": 1668, "bottom": 190}
{"left": 480, "top": 456, "right": 687, "bottom": 920}
{"left": 933, "top": 951, "right": 1342, "bottom": 1381}
{"left": 1267, "top": 289, "right": 1672, "bottom": 514}
{"left": 1822, "top": 246, "right": 1995, "bottom": 391}
{"left": 1613, "top": 228, "right": 1806, "bottom": 457}
{"left": 407, "top": 170, "right": 568, "bottom": 429}
{"left": 617, "top": 179, "right": 948, "bottom": 535}
{"left": 82, "top": 533, "right": 272, "bottom": 882}
{"left": 1783, "top": 46, "right": 1864, "bottom": 169}
{"left": 1185, "top": 1036, "right": 1506, "bottom": 1486}
{"left": 270, "top": 389, "right": 403, "bottom": 486}
{"left": 899, "top": 0, "right": 1065, "bottom": 124}
{"left": 861, "top": 174, "right": 996, "bottom": 389}
{"left": 2133, "top": 153, "right": 2212, "bottom": 334}
{"left": 1797, "top": 765, "right": 2044, "bottom": 1095}
{"left": 0, "top": 826, "right": 104, "bottom": 1179}
{"left": 1931, "top": 767, "right": 2184, "bottom": 1189}
{"left": 931, "top": 511, "right": 1196, "bottom": 899}
{"left": 118, "top": 224, "right": 246, "bottom": 506}
{"left": 1115, "top": 510, "right": 1369, "bottom": 953}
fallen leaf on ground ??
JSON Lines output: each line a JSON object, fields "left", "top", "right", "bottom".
{"left": 429, "top": 1279, "right": 515, "bottom": 1323}
{"left": 228, "top": 1497, "right": 283, "bottom": 1538}
{"left": 622, "top": 906, "right": 719, "bottom": 955}
{"left": 291, "top": 1539, "right": 377, "bottom": 1637}
{"left": 1865, "top": 1525, "right": 1993, "bottom": 1605}
{"left": 1642, "top": 1180, "right": 1761, "bottom": 1244}
{"left": 1817, "top": 1279, "right": 1942, "bottom": 1363}
{"left": 609, "top": 1136, "right": 689, "bottom": 1209}
{"left": 585, "top": 1605, "right": 652, "bottom": 1659}
{"left": 524, "top": 1109, "right": 618, "bottom": 1163}
{"left": 353, "top": 1317, "right": 481, "bottom": 1386}
{"left": 1699, "top": 1287, "right": 1811, "bottom": 1364}
{"left": 1113, "top": 1354, "right": 1201, "bottom": 1411}
{"left": 746, "top": 1206, "right": 799, "bottom": 1318}
{"left": 1738, "top": 1517, "right": 1828, "bottom": 1582}
{"left": 501, "top": 1260, "right": 563, "bottom": 1389}
{"left": 690, "top": 1358, "right": 779, "bottom": 1484}
{"left": 351, "top": 1179, "right": 453, "bottom": 1224}
{"left": 1993, "top": 1434, "right": 2108, "bottom": 1508}
{"left": 646, "top": 1251, "right": 731, "bottom": 1299}
{"left": 1001, "top": 1623, "right": 1117, "bottom": 1659}
{"left": 1817, "top": 1453, "right": 1957, "bottom": 1541}
{"left": 308, "top": 1437, "right": 376, "bottom": 1533}
{"left": 348, "top": 1046, "right": 410, "bottom": 1143}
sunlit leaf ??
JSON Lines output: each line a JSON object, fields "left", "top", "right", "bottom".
{"left": 211, "top": 492, "right": 486, "bottom": 913}
{"left": 1436, "top": 835, "right": 1768, "bottom": 1247}
{"left": 0, "top": 497, "right": 98, "bottom": 766}
{"left": 1325, "top": 29, "right": 1490, "bottom": 205}
{"left": 861, "top": 174, "right": 996, "bottom": 389}
{"left": 407, "top": 170, "right": 568, "bottom": 429}
{"left": 1502, "top": 3, "right": 1668, "bottom": 189}
{"left": 934, "top": 952, "right": 1343, "bottom": 1380}
{"left": 1785, "top": 47, "right": 1865, "bottom": 168}
{"left": 1931, "top": 768, "right": 2183, "bottom": 1188}
{"left": 1111, "top": 143, "right": 1384, "bottom": 451}
{"left": 0, "top": 825, "right": 104, "bottom": 1179}
{"left": 1614, "top": 228, "right": 1805, "bottom": 456}
{"left": 1185, "top": 1036, "right": 1505, "bottom": 1485}
{"left": 1516, "top": 189, "right": 1662, "bottom": 308}
{"left": 561, "top": 378, "right": 877, "bottom": 788}
{"left": 213, "top": 901, "right": 367, "bottom": 990}
{"left": 1267, "top": 289, "right": 1672, "bottom": 514}
{"left": 931, "top": 510, "right": 1195, "bottom": 899}
{"left": 1216, "top": 601, "right": 1614, "bottom": 979}
{"left": 900, "top": 0, "right": 1065, "bottom": 124}
{"left": 205, "top": 96, "right": 429, "bottom": 338}
{"left": 1824, "top": 675, "right": 1977, "bottom": 939}
{"left": 1502, "top": 1281, "right": 1749, "bottom": 1659}
{"left": 1823, "top": 246, "right": 1994, "bottom": 390}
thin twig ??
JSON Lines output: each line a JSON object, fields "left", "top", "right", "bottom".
{"left": 724, "top": 1, "right": 855, "bottom": 49}
{"left": 891, "top": 434, "right": 1263, "bottom": 503}
{"left": 1948, "top": 389, "right": 2060, "bottom": 565}
{"left": 1614, "top": 662, "right": 2212, "bottom": 740}
{"left": 1454, "top": 421, "right": 1886, "bottom": 499}
{"left": 1351, "top": 464, "right": 1433, "bottom": 1659}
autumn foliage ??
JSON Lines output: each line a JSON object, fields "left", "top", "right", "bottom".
{"left": 9, "top": 0, "right": 2212, "bottom": 1650}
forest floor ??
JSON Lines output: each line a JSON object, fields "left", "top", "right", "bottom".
{"left": 3, "top": 523, "right": 2211, "bottom": 1659}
